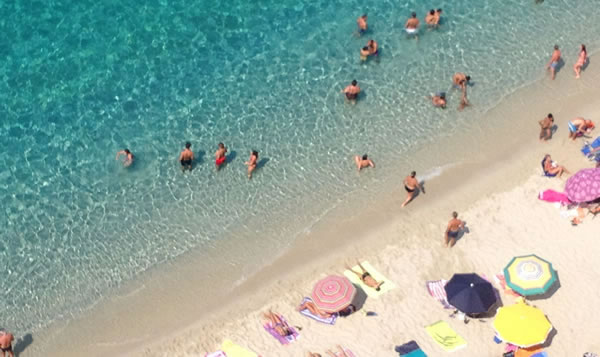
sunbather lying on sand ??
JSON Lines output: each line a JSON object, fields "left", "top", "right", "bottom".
{"left": 297, "top": 300, "right": 333, "bottom": 319}
{"left": 346, "top": 261, "right": 384, "bottom": 291}
{"left": 263, "top": 310, "right": 293, "bottom": 337}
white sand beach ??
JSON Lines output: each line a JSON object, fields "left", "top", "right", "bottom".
{"left": 39, "top": 58, "right": 600, "bottom": 357}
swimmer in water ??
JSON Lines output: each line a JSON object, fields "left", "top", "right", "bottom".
{"left": 215, "top": 142, "right": 227, "bottom": 170}
{"left": 427, "top": 92, "right": 446, "bottom": 108}
{"left": 341, "top": 80, "right": 361, "bottom": 104}
{"left": 245, "top": 150, "right": 258, "bottom": 179}
{"left": 115, "top": 149, "right": 134, "bottom": 167}
{"left": 405, "top": 12, "right": 420, "bottom": 39}
{"left": 425, "top": 9, "right": 436, "bottom": 27}
{"left": 357, "top": 14, "right": 367, "bottom": 35}
{"left": 354, "top": 154, "right": 375, "bottom": 171}
{"left": 179, "top": 142, "right": 194, "bottom": 172}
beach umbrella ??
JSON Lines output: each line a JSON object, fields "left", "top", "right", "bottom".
{"left": 504, "top": 254, "right": 557, "bottom": 296}
{"left": 444, "top": 273, "right": 496, "bottom": 314}
{"left": 493, "top": 301, "right": 553, "bottom": 348}
{"left": 311, "top": 275, "right": 356, "bottom": 313}
{"left": 565, "top": 168, "right": 600, "bottom": 203}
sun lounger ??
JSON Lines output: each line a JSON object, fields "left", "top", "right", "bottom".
{"left": 426, "top": 280, "right": 453, "bottom": 309}
{"left": 263, "top": 315, "right": 299, "bottom": 345}
{"left": 221, "top": 339, "right": 258, "bottom": 357}
{"left": 298, "top": 297, "right": 338, "bottom": 324}
{"left": 343, "top": 261, "right": 396, "bottom": 298}
{"left": 425, "top": 321, "right": 467, "bottom": 352}
{"left": 395, "top": 340, "right": 428, "bottom": 356}
{"left": 494, "top": 273, "right": 521, "bottom": 297}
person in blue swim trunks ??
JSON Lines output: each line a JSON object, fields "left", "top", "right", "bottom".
{"left": 546, "top": 45, "right": 561, "bottom": 80}
{"left": 357, "top": 14, "right": 367, "bottom": 35}
{"left": 568, "top": 117, "right": 595, "bottom": 140}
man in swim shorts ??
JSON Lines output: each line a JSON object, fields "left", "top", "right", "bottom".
{"left": 405, "top": 12, "right": 420, "bottom": 38}
{"left": 357, "top": 14, "right": 367, "bottom": 35}
{"left": 179, "top": 141, "right": 194, "bottom": 172}
{"left": 0, "top": 331, "right": 14, "bottom": 357}
{"left": 342, "top": 80, "right": 361, "bottom": 104}
{"left": 425, "top": 9, "right": 436, "bottom": 27}
{"left": 354, "top": 154, "right": 375, "bottom": 171}
{"left": 538, "top": 113, "right": 554, "bottom": 141}
{"left": 215, "top": 142, "right": 227, "bottom": 169}
{"left": 568, "top": 117, "right": 595, "bottom": 141}
{"left": 546, "top": 45, "right": 561, "bottom": 80}
{"left": 402, "top": 171, "right": 423, "bottom": 207}
{"left": 452, "top": 73, "right": 471, "bottom": 90}
{"left": 445, "top": 211, "right": 465, "bottom": 248}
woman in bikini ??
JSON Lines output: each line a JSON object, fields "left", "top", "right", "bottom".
{"left": 542, "top": 154, "right": 569, "bottom": 178}
{"left": 245, "top": 150, "right": 258, "bottom": 179}
{"left": 345, "top": 261, "right": 384, "bottom": 291}
{"left": 262, "top": 310, "right": 293, "bottom": 337}
{"left": 574, "top": 44, "right": 587, "bottom": 79}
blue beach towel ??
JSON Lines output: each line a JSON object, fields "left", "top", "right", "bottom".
{"left": 395, "top": 340, "right": 427, "bottom": 357}
{"left": 298, "top": 297, "right": 338, "bottom": 325}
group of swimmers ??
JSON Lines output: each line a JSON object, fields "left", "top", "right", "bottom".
{"left": 115, "top": 142, "right": 261, "bottom": 179}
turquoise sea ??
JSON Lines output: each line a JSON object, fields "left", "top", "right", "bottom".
{"left": 1, "top": 0, "right": 599, "bottom": 338}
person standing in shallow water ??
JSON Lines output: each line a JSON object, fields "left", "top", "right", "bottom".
{"left": 0, "top": 331, "right": 14, "bottom": 357}
{"left": 215, "top": 142, "right": 227, "bottom": 170}
{"left": 357, "top": 14, "right": 368, "bottom": 35}
{"left": 115, "top": 149, "right": 134, "bottom": 167}
{"left": 342, "top": 80, "right": 361, "bottom": 104}
{"left": 179, "top": 142, "right": 194, "bottom": 172}
{"left": 401, "top": 171, "right": 423, "bottom": 207}
{"left": 546, "top": 45, "right": 561, "bottom": 80}
{"left": 445, "top": 211, "right": 465, "bottom": 248}
{"left": 245, "top": 150, "right": 258, "bottom": 179}
{"left": 574, "top": 44, "right": 587, "bottom": 79}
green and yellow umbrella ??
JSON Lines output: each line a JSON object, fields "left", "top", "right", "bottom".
{"left": 493, "top": 301, "right": 553, "bottom": 347}
{"left": 504, "top": 254, "right": 557, "bottom": 296}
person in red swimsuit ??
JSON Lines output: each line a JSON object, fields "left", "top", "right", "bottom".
{"left": 215, "top": 142, "right": 227, "bottom": 169}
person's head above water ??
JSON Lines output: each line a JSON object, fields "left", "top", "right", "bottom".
{"left": 185, "top": 142, "right": 191, "bottom": 149}
{"left": 465, "top": 75, "right": 471, "bottom": 81}
{"left": 218, "top": 142, "right": 224, "bottom": 149}
{"left": 436, "top": 8, "right": 442, "bottom": 13}
{"left": 554, "top": 45, "right": 559, "bottom": 50}
{"left": 452, "top": 211, "right": 458, "bottom": 218}
{"left": 361, "top": 14, "right": 367, "bottom": 19}
{"left": 410, "top": 171, "right": 416, "bottom": 177}
{"left": 429, "top": 9, "right": 435, "bottom": 15}
{"left": 411, "top": 12, "right": 417, "bottom": 18}
{"left": 124, "top": 149, "right": 131, "bottom": 154}
{"left": 252, "top": 150, "right": 259, "bottom": 157}
{"left": 351, "top": 79, "right": 357, "bottom": 86}
{"left": 362, "top": 154, "right": 368, "bottom": 160}
{"left": 362, "top": 46, "right": 369, "bottom": 51}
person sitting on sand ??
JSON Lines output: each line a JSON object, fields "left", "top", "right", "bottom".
{"left": 542, "top": 154, "right": 569, "bottom": 178}
{"left": 568, "top": 117, "right": 594, "bottom": 140}
{"left": 354, "top": 154, "right": 375, "bottom": 171}
{"left": 262, "top": 310, "right": 294, "bottom": 337}
{"left": 546, "top": 45, "right": 561, "bottom": 80}
{"left": 245, "top": 150, "right": 258, "bottom": 179}
{"left": 452, "top": 73, "right": 471, "bottom": 90}
{"left": 215, "top": 142, "right": 227, "bottom": 169}
{"left": 425, "top": 9, "right": 436, "bottom": 27}
{"left": 115, "top": 149, "right": 134, "bottom": 167}
{"left": 297, "top": 300, "right": 333, "bottom": 319}
{"left": 342, "top": 80, "right": 361, "bottom": 103}
{"left": 357, "top": 14, "right": 367, "bottom": 35}
{"left": 539, "top": 113, "right": 554, "bottom": 141}
{"left": 574, "top": 44, "right": 587, "bottom": 79}
{"left": 427, "top": 92, "right": 446, "bottom": 108}
{"left": 404, "top": 12, "right": 420, "bottom": 38}
{"left": 445, "top": 211, "right": 465, "bottom": 248}
{"left": 345, "top": 261, "right": 384, "bottom": 291}
{"left": 402, "top": 171, "right": 424, "bottom": 207}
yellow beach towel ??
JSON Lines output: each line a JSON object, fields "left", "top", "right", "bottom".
{"left": 343, "top": 261, "right": 396, "bottom": 298}
{"left": 221, "top": 339, "right": 258, "bottom": 357}
{"left": 425, "top": 321, "right": 467, "bottom": 352}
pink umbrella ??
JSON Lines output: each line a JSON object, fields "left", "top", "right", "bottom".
{"left": 565, "top": 168, "right": 600, "bottom": 203}
{"left": 311, "top": 275, "right": 356, "bottom": 313}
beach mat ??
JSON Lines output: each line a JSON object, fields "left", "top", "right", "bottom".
{"left": 263, "top": 315, "right": 299, "bottom": 345}
{"left": 221, "top": 339, "right": 258, "bottom": 357}
{"left": 343, "top": 261, "right": 396, "bottom": 298}
{"left": 298, "top": 297, "right": 338, "bottom": 324}
{"left": 426, "top": 280, "right": 453, "bottom": 309}
{"left": 395, "top": 340, "right": 427, "bottom": 356}
{"left": 425, "top": 321, "right": 467, "bottom": 352}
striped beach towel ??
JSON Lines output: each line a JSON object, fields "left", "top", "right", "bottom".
{"left": 298, "top": 297, "right": 338, "bottom": 324}
{"left": 426, "top": 280, "right": 452, "bottom": 309}
{"left": 263, "top": 315, "right": 299, "bottom": 345}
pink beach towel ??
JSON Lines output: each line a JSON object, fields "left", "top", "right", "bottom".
{"left": 263, "top": 315, "right": 299, "bottom": 345}
{"left": 538, "top": 189, "right": 571, "bottom": 205}
{"left": 426, "top": 280, "right": 453, "bottom": 309}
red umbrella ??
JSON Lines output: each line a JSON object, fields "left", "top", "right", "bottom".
{"left": 311, "top": 275, "right": 356, "bottom": 313}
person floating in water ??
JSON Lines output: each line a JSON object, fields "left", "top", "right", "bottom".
{"left": 405, "top": 12, "right": 420, "bottom": 39}
{"left": 427, "top": 92, "right": 446, "bottom": 108}
{"left": 445, "top": 211, "right": 465, "bottom": 248}
{"left": 357, "top": 14, "right": 368, "bottom": 35}
{"left": 354, "top": 154, "right": 375, "bottom": 171}
{"left": 179, "top": 141, "right": 194, "bottom": 172}
{"left": 115, "top": 149, "right": 134, "bottom": 167}
{"left": 546, "top": 45, "right": 561, "bottom": 80}
{"left": 245, "top": 150, "right": 258, "bottom": 179}
{"left": 402, "top": 171, "right": 423, "bottom": 207}
{"left": 215, "top": 142, "right": 227, "bottom": 169}
{"left": 342, "top": 80, "right": 361, "bottom": 104}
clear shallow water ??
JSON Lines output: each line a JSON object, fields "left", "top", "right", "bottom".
{"left": 1, "top": 0, "right": 599, "bottom": 335}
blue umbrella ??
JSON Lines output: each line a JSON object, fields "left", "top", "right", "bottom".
{"left": 444, "top": 273, "right": 497, "bottom": 314}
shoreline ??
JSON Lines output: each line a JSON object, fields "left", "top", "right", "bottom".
{"left": 33, "top": 57, "right": 600, "bottom": 356}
